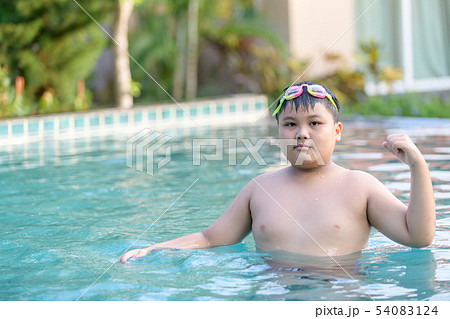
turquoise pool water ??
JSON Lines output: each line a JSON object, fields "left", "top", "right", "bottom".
{"left": 0, "top": 116, "right": 449, "bottom": 301}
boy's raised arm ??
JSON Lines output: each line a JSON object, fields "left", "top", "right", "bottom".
{"left": 119, "top": 181, "right": 254, "bottom": 263}
{"left": 366, "top": 134, "right": 436, "bottom": 247}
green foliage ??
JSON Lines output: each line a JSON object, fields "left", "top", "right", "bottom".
{"left": 308, "top": 46, "right": 449, "bottom": 118}
{"left": 346, "top": 93, "right": 450, "bottom": 118}
{"left": 314, "top": 53, "right": 366, "bottom": 108}
{"left": 0, "top": 0, "right": 111, "bottom": 116}
{"left": 127, "top": 0, "right": 179, "bottom": 103}
{"left": 130, "top": 79, "right": 141, "bottom": 97}
{"left": 357, "top": 39, "right": 402, "bottom": 93}
{"left": 0, "top": 66, "right": 36, "bottom": 118}
{"left": 1, "top": 1, "right": 447, "bottom": 120}
{"left": 358, "top": 39, "right": 381, "bottom": 82}
{"left": 38, "top": 89, "right": 60, "bottom": 114}
{"left": 127, "top": 0, "right": 301, "bottom": 105}
{"left": 197, "top": 0, "right": 304, "bottom": 101}
{"left": 0, "top": 65, "right": 10, "bottom": 96}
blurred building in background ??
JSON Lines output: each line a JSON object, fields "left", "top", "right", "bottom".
{"left": 256, "top": 0, "right": 450, "bottom": 95}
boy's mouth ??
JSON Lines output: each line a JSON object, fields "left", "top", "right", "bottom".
{"left": 294, "top": 144, "right": 310, "bottom": 150}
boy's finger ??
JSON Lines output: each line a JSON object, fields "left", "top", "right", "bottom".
{"left": 382, "top": 141, "right": 400, "bottom": 157}
{"left": 382, "top": 141, "right": 395, "bottom": 154}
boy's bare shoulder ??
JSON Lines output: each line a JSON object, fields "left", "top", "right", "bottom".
{"left": 342, "top": 168, "right": 382, "bottom": 188}
{"left": 252, "top": 167, "right": 290, "bottom": 183}
{"left": 244, "top": 168, "right": 290, "bottom": 195}
{"left": 239, "top": 170, "right": 279, "bottom": 194}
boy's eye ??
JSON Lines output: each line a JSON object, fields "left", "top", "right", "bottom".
{"left": 310, "top": 121, "right": 319, "bottom": 126}
{"left": 285, "top": 122, "right": 296, "bottom": 127}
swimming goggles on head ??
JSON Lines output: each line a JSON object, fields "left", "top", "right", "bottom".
{"left": 272, "top": 84, "right": 338, "bottom": 116}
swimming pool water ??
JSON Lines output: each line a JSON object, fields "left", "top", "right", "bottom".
{"left": 0, "top": 116, "right": 449, "bottom": 301}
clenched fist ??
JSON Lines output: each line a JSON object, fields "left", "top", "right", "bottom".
{"left": 382, "top": 134, "right": 425, "bottom": 167}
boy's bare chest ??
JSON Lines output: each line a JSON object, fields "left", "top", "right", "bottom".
{"left": 249, "top": 181, "right": 370, "bottom": 254}
{"left": 250, "top": 190, "right": 355, "bottom": 233}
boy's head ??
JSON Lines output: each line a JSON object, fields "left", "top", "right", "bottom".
{"left": 273, "top": 81, "right": 341, "bottom": 123}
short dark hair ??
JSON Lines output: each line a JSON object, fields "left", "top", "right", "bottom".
{"left": 274, "top": 81, "right": 341, "bottom": 122}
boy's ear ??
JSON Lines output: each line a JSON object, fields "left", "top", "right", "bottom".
{"left": 335, "top": 122, "right": 343, "bottom": 141}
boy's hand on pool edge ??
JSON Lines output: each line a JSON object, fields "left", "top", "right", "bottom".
{"left": 119, "top": 248, "right": 149, "bottom": 263}
{"left": 382, "top": 134, "right": 425, "bottom": 167}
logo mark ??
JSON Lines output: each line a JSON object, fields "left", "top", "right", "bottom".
{"left": 126, "top": 128, "right": 172, "bottom": 175}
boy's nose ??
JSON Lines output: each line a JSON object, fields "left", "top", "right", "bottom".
{"left": 296, "top": 127, "right": 309, "bottom": 139}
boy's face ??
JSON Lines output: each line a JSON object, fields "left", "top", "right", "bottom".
{"left": 277, "top": 102, "right": 342, "bottom": 170}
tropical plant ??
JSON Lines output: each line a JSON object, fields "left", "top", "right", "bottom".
{"left": 316, "top": 52, "right": 366, "bottom": 109}
{"left": 0, "top": 0, "right": 111, "bottom": 113}
{"left": 127, "top": 0, "right": 304, "bottom": 105}
{"left": 350, "top": 93, "right": 450, "bottom": 118}
{"left": 197, "top": 0, "right": 306, "bottom": 101}
{"left": 358, "top": 39, "right": 403, "bottom": 93}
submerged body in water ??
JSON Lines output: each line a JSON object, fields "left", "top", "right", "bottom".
{"left": 260, "top": 248, "right": 363, "bottom": 279}
{"left": 258, "top": 248, "right": 437, "bottom": 301}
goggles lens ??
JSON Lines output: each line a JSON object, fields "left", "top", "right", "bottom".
{"left": 307, "top": 84, "right": 327, "bottom": 98}
{"left": 285, "top": 86, "right": 303, "bottom": 99}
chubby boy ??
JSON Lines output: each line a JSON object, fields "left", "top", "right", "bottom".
{"left": 119, "top": 81, "right": 435, "bottom": 263}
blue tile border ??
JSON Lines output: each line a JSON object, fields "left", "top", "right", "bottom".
{"left": 28, "top": 121, "right": 39, "bottom": 134}
{"left": 134, "top": 111, "right": 142, "bottom": 123}
{"left": 0, "top": 124, "right": 8, "bottom": 136}
{"left": 90, "top": 115, "right": 99, "bottom": 127}
{"left": 119, "top": 113, "right": 128, "bottom": 124}
{"left": 44, "top": 120, "right": 54, "bottom": 132}
{"left": 74, "top": 117, "right": 84, "bottom": 129}
{"left": 105, "top": 114, "right": 114, "bottom": 125}
{"left": 148, "top": 110, "right": 156, "bottom": 121}
{"left": 0, "top": 94, "right": 267, "bottom": 145}
{"left": 12, "top": 123, "right": 24, "bottom": 135}
{"left": 59, "top": 118, "right": 70, "bottom": 130}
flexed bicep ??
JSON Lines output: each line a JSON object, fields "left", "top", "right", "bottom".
{"left": 377, "top": 134, "right": 435, "bottom": 247}
{"left": 365, "top": 172, "right": 411, "bottom": 246}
